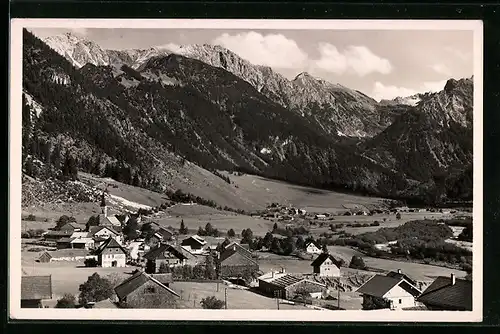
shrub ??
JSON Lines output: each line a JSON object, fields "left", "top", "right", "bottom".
{"left": 55, "top": 293, "right": 76, "bottom": 308}
{"left": 26, "top": 214, "right": 37, "bottom": 221}
{"left": 78, "top": 273, "right": 113, "bottom": 305}
{"left": 227, "top": 229, "right": 236, "bottom": 238}
{"left": 84, "top": 258, "right": 98, "bottom": 267}
{"left": 349, "top": 256, "right": 367, "bottom": 270}
{"left": 200, "top": 296, "right": 225, "bottom": 309}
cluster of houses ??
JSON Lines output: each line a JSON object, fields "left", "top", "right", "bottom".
{"left": 356, "top": 270, "right": 472, "bottom": 311}
{"left": 22, "top": 194, "right": 471, "bottom": 310}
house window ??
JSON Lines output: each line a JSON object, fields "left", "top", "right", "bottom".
{"left": 399, "top": 299, "right": 402, "bottom": 304}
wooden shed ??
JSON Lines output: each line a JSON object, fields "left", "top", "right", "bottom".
{"left": 37, "top": 251, "right": 52, "bottom": 263}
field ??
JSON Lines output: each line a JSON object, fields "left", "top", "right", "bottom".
{"left": 170, "top": 282, "right": 308, "bottom": 310}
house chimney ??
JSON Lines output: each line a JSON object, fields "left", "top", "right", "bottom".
{"left": 272, "top": 271, "right": 275, "bottom": 279}
{"left": 281, "top": 267, "right": 286, "bottom": 274}
{"left": 397, "top": 269, "right": 402, "bottom": 274}
{"left": 451, "top": 273, "right": 456, "bottom": 286}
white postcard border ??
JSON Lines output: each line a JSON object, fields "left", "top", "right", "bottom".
{"left": 9, "top": 18, "right": 484, "bottom": 322}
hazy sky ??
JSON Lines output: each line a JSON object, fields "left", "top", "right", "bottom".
{"left": 30, "top": 27, "right": 474, "bottom": 101}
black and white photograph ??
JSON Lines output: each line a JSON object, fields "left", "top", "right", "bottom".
{"left": 9, "top": 19, "right": 483, "bottom": 322}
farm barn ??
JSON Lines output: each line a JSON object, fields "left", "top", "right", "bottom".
{"left": 21, "top": 275, "right": 52, "bottom": 308}
{"left": 417, "top": 274, "right": 472, "bottom": 311}
{"left": 114, "top": 270, "right": 180, "bottom": 308}
{"left": 37, "top": 251, "right": 52, "bottom": 263}
{"left": 258, "top": 270, "right": 327, "bottom": 300}
{"left": 143, "top": 243, "right": 188, "bottom": 273}
{"left": 218, "top": 246, "right": 259, "bottom": 283}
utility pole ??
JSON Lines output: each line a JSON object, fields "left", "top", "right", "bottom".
{"left": 224, "top": 288, "right": 227, "bottom": 309}
{"left": 337, "top": 277, "right": 341, "bottom": 309}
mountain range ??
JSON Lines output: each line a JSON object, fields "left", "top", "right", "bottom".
{"left": 22, "top": 30, "right": 474, "bottom": 206}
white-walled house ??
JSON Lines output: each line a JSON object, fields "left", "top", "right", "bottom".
{"left": 310, "top": 253, "right": 341, "bottom": 277}
{"left": 89, "top": 226, "right": 123, "bottom": 245}
{"left": 305, "top": 241, "right": 322, "bottom": 255}
{"left": 95, "top": 237, "right": 127, "bottom": 268}
{"left": 356, "top": 273, "right": 422, "bottom": 310}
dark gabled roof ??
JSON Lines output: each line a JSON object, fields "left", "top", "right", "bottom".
{"left": 56, "top": 237, "right": 75, "bottom": 243}
{"left": 142, "top": 243, "right": 187, "bottom": 261}
{"left": 310, "top": 253, "right": 341, "bottom": 268}
{"left": 45, "top": 230, "right": 73, "bottom": 237}
{"left": 88, "top": 225, "right": 118, "bottom": 236}
{"left": 114, "top": 270, "right": 180, "bottom": 300}
{"left": 150, "top": 273, "right": 173, "bottom": 285}
{"left": 387, "top": 271, "right": 418, "bottom": 287}
{"left": 94, "top": 237, "right": 127, "bottom": 255}
{"left": 181, "top": 235, "right": 206, "bottom": 246}
{"left": 356, "top": 275, "right": 415, "bottom": 298}
{"left": 306, "top": 240, "right": 321, "bottom": 248}
{"left": 224, "top": 242, "right": 252, "bottom": 257}
{"left": 417, "top": 276, "right": 472, "bottom": 310}
{"left": 21, "top": 276, "right": 52, "bottom": 300}
{"left": 219, "top": 247, "right": 257, "bottom": 265}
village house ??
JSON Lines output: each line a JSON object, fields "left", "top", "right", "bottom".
{"left": 314, "top": 214, "right": 327, "bottom": 220}
{"left": 143, "top": 243, "right": 189, "bottom": 273}
{"left": 21, "top": 275, "right": 52, "bottom": 308}
{"left": 218, "top": 245, "right": 259, "bottom": 283}
{"left": 258, "top": 269, "right": 327, "bottom": 300}
{"left": 114, "top": 270, "right": 180, "bottom": 308}
{"left": 94, "top": 237, "right": 128, "bottom": 268}
{"left": 43, "top": 229, "right": 73, "bottom": 242}
{"left": 180, "top": 235, "right": 207, "bottom": 254}
{"left": 69, "top": 232, "right": 95, "bottom": 250}
{"left": 224, "top": 242, "right": 252, "bottom": 258}
{"left": 88, "top": 225, "right": 123, "bottom": 246}
{"left": 305, "top": 241, "right": 322, "bottom": 255}
{"left": 417, "top": 274, "right": 472, "bottom": 311}
{"left": 56, "top": 232, "right": 95, "bottom": 250}
{"left": 310, "top": 253, "right": 341, "bottom": 277}
{"left": 59, "top": 222, "right": 86, "bottom": 233}
{"left": 356, "top": 272, "right": 422, "bottom": 310}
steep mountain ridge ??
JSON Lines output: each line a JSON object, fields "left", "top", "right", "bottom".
{"left": 43, "top": 34, "right": 395, "bottom": 137}
{"left": 25, "top": 29, "right": 474, "bottom": 205}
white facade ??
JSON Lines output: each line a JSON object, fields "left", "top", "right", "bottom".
{"left": 306, "top": 243, "right": 322, "bottom": 254}
{"left": 93, "top": 227, "right": 123, "bottom": 244}
{"left": 383, "top": 284, "right": 418, "bottom": 310}
{"left": 100, "top": 253, "right": 126, "bottom": 268}
{"left": 317, "top": 258, "right": 341, "bottom": 277}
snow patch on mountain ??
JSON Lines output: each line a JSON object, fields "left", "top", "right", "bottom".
{"left": 23, "top": 92, "right": 44, "bottom": 117}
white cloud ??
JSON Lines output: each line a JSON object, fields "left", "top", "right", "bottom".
{"left": 313, "top": 43, "right": 392, "bottom": 76}
{"left": 158, "top": 42, "right": 182, "bottom": 53}
{"left": 430, "top": 64, "right": 452, "bottom": 76}
{"left": 444, "top": 46, "right": 471, "bottom": 61}
{"left": 212, "top": 32, "right": 309, "bottom": 69}
{"left": 372, "top": 80, "right": 447, "bottom": 102}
